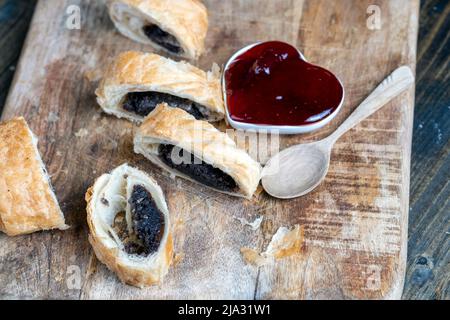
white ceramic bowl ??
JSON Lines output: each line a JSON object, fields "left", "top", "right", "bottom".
{"left": 222, "top": 42, "right": 345, "bottom": 135}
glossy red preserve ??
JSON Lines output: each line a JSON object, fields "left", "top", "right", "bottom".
{"left": 224, "top": 41, "right": 344, "bottom": 126}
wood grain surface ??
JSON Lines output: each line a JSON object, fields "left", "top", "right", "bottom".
{"left": 0, "top": 0, "right": 420, "bottom": 299}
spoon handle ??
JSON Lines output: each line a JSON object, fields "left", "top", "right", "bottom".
{"left": 327, "top": 66, "right": 415, "bottom": 144}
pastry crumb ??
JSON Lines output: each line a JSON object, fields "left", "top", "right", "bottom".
{"left": 173, "top": 253, "right": 184, "bottom": 266}
{"left": 265, "top": 225, "right": 304, "bottom": 259}
{"left": 241, "top": 224, "right": 304, "bottom": 266}
{"left": 74, "top": 128, "right": 88, "bottom": 138}
{"left": 236, "top": 216, "right": 263, "bottom": 231}
{"left": 208, "top": 62, "right": 221, "bottom": 80}
{"left": 48, "top": 112, "right": 59, "bottom": 123}
{"left": 240, "top": 247, "right": 268, "bottom": 267}
{"left": 84, "top": 68, "right": 102, "bottom": 82}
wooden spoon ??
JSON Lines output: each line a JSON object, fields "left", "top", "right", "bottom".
{"left": 262, "top": 66, "right": 415, "bottom": 199}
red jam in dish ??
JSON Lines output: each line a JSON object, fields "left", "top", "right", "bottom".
{"left": 224, "top": 41, "right": 344, "bottom": 126}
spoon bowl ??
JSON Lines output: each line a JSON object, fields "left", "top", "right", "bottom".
{"left": 262, "top": 66, "right": 415, "bottom": 199}
{"left": 262, "top": 142, "right": 330, "bottom": 198}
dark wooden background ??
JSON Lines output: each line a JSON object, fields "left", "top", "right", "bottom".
{"left": 0, "top": 0, "right": 448, "bottom": 299}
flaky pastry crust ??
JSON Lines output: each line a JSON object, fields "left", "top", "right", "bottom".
{"left": 107, "top": 0, "right": 208, "bottom": 60}
{"left": 96, "top": 51, "right": 224, "bottom": 123}
{"left": 134, "top": 104, "right": 262, "bottom": 199}
{"left": 0, "top": 117, "right": 67, "bottom": 236}
{"left": 86, "top": 164, "right": 173, "bottom": 288}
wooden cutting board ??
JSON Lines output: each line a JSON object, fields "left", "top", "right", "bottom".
{"left": 0, "top": 0, "right": 418, "bottom": 299}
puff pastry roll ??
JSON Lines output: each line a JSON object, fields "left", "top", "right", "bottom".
{"left": 108, "top": 0, "right": 208, "bottom": 60}
{"left": 134, "top": 104, "right": 262, "bottom": 199}
{"left": 86, "top": 164, "right": 172, "bottom": 287}
{"left": 0, "top": 117, "right": 68, "bottom": 236}
{"left": 96, "top": 51, "right": 225, "bottom": 123}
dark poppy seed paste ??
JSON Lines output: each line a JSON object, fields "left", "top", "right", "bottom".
{"left": 143, "top": 24, "right": 183, "bottom": 54}
{"left": 122, "top": 91, "right": 205, "bottom": 119}
{"left": 158, "top": 144, "right": 238, "bottom": 192}
{"left": 128, "top": 185, "right": 165, "bottom": 256}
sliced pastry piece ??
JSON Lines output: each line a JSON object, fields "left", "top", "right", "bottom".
{"left": 96, "top": 51, "right": 224, "bottom": 123}
{"left": 134, "top": 104, "right": 262, "bottom": 199}
{"left": 107, "top": 0, "right": 208, "bottom": 60}
{"left": 0, "top": 117, "right": 68, "bottom": 236}
{"left": 86, "top": 164, "right": 172, "bottom": 287}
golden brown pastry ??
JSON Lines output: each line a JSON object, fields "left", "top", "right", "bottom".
{"left": 86, "top": 164, "right": 173, "bottom": 288}
{"left": 0, "top": 117, "right": 68, "bottom": 236}
{"left": 96, "top": 51, "right": 224, "bottom": 123}
{"left": 134, "top": 104, "right": 262, "bottom": 199}
{"left": 107, "top": 0, "right": 208, "bottom": 60}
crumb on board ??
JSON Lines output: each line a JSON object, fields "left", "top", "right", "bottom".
{"left": 240, "top": 247, "right": 268, "bottom": 267}
{"left": 207, "top": 62, "right": 221, "bottom": 80}
{"left": 265, "top": 225, "right": 304, "bottom": 259}
{"left": 173, "top": 218, "right": 185, "bottom": 232}
{"left": 173, "top": 253, "right": 184, "bottom": 267}
{"left": 253, "top": 185, "right": 264, "bottom": 198}
{"left": 47, "top": 112, "right": 59, "bottom": 123}
{"left": 84, "top": 68, "right": 102, "bottom": 82}
{"left": 235, "top": 216, "right": 263, "bottom": 231}
{"left": 74, "top": 128, "right": 88, "bottom": 138}
{"left": 241, "top": 224, "right": 305, "bottom": 266}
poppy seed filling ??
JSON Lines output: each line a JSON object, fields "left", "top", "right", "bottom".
{"left": 123, "top": 91, "right": 205, "bottom": 119}
{"left": 113, "top": 185, "right": 165, "bottom": 256}
{"left": 143, "top": 24, "right": 183, "bottom": 54}
{"left": 158, "top": 144, "right": 238, "bottom": 192}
